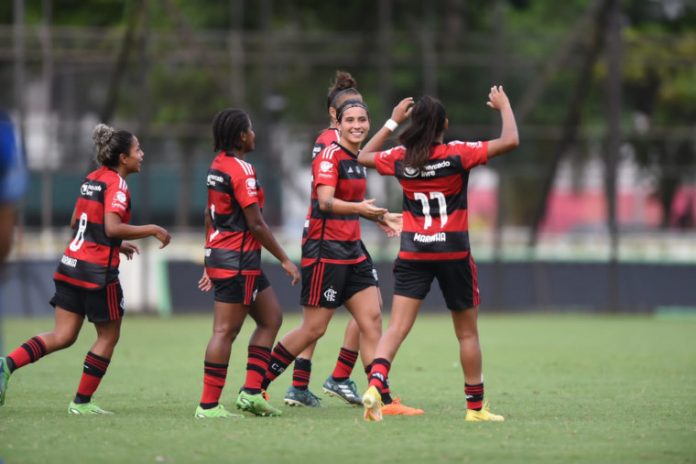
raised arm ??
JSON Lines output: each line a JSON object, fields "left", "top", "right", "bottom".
{"left": 358, "top": 97, "right": 414, "bottom": 168}
{"left": 486, "top": 85, "right": 519, "bottom": 159}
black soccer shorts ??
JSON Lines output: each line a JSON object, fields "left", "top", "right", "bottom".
{"left": 50, "top": 279, "right": 124, "bottom": 323}
{"left": 393, "top": 255, "right": 480, "bottom": 310}
{"left": 212, "top": 272, "right": 271, "bottom": 305}
{"left": 301, "top": 259, "right": 377, "bottom": 309}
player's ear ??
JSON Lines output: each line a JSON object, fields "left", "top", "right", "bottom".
{"left": 444, "top": 118, "right": 449, "bottom": 131}
{"left": 329, "top": 107, "right": 337, "bottom": 123}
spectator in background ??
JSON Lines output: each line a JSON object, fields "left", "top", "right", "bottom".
{"left": 0, "top": 111, "right": 26, "bottom": 263}
{"left": 0, "top": 111, "right": 27, "bottom": 358}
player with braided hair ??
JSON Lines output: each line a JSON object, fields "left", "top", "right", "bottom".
{"left": 195, "top": 108, "right": 300, "bottom": 418}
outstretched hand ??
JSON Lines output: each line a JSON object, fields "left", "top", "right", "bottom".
{"left": 378, "top": 212, "right": 403, "bottom": 238}
{"left": 486, "top": 85, "right": 511, "bottom": 111}
{"left": 359, "top": 198, "right": 388, "bottom": 221}
{"left": 153, "top": 226, "right": 171, "bottom": 249}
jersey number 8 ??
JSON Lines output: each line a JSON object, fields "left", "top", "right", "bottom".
{"left": 69, "top": 212, "right": 88, "bottom": 251}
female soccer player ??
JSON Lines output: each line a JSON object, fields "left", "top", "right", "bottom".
{"left": 0, "top": 123, "right": 171, "bottom": 414}
{"left": 195, "top": 108, "right": 300, "bottom": 418}
{"left": 357, "top": 86, "right": 519, "bottom": 422}
{"left": 262, "top": 99, "right": 422, "bottom": 417}
{"left": 285, "top": 71, "right": 372, "bottom": 408}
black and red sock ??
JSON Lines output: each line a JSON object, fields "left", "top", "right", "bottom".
{"left": 242, "top": 345, "right": 271, "bottom": 394}
{"left": 261, "top": 342, "right": 295, "bottom": 391}
{"left": 331, "top": 347, "right": 358, "bottom": 382}
{"left": 367, "top": 358, "right": 393, "bottom": 404}
{"left": 200, "top": 361, "right": 228, "bottom": 409}
{"left": 465, "top": 383, "right": 484, "bottom": 411}
{"left": 6, "top": 336, "right": 47, "bottom": 372}
{"left": 74, "top": 351, "right": 110, "bottom": 404}
{"left": 292, "top": 357, "right": 312, "bottom": 390}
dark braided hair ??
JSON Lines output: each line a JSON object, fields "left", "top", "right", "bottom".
{"left": 399, "top": 96, "right": 447, "bottom": 170}
{"left": 212, "top": 108, "right": 250, "bottom": 153}
{"left": 92, "top": 123, "right": 134, "bottom": 168}
{"left": 327, "top": 70, "right": 361, "bottom": 110}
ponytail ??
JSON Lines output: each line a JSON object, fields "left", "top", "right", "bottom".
{"left": 398, "top": 96, "right": 446, "bottom": 170}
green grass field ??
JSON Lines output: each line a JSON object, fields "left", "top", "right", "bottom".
{"left": 1, "top": 313, "right": 695, "bottom": 464}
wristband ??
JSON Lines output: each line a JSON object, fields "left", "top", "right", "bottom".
{"left": 384, "top": 119, "right": 399, "bottom": 131}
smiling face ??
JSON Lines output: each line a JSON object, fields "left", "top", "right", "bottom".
{"left": 122, "top": 135, "right": 143, "bottom": 174}
{"left": 338, "top": 106, "right": 370, "bottom": 150}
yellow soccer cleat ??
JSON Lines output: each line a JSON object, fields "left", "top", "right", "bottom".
{"left": 465, "top": 403, "right": 505, "bottom": 422}
{"left": 362, "top": 385, "right": 383, "bottom": 422}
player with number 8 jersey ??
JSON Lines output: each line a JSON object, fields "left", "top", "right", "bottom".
{"left": 54, "top": 163, "right": 132, "bottom": 289}
{"left": 0, "top": 124, "right": 171, "bottom": 415}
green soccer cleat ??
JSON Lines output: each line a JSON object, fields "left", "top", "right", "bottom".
{"left": 322, "top": 376, "right": 362, "bottom": 406}
{"left": 362, "top": 385, "right": 383, "bottom": 422}
{"left": 0, "top": 357, "right": 11, "bottom": 406}
{"left": 284, "top": 386, "right": 321, "bottom": 407}
{"left": 195, "top": 404, "right": 244, "bottom": 419}
{"left": 68, "top": 401, "right": 113, "bottom": 415}
{"left": 465, "top": 403, "right": 505, "bottom": 422}
{"left": 235, "top": 391, "right": 282, "bottom": 417}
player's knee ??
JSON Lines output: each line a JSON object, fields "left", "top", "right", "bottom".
{"left": 213, "top": 323, "right": 241, "bottom": 342}
{"left": 262, "top": 310, "right": 283, "bottom": 332}
{"left": 303, "top": 322, "right": 327, "bottom": 341}
{"left": 455, "top": 328, "right": 479, "bottom": 343}
{"left": 53, "top": 330, "right": 79, "bottom": 349}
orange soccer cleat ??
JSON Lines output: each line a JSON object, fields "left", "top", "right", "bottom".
{"left": 381, "top": 397, "right": 424, "bottom": 416}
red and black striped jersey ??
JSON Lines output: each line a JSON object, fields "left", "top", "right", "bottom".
{"left": 311, "top": 127, "right": 339, "bottom": 160}
{"left": 54, "top": 166, "right": 131, "bottom": 289}
{"left": 301, "top": 142, "right": 368, "bottom": 267}
{"left": 374, "top": 141, "right": 489, "bottom": 260}
{"left": 205, "top": 152, "right": 265, "bottom": 279}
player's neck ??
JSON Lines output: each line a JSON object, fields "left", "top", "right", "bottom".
{"left": 340, "top": 139, "right": 360, "bottom": 154}
{"left": 111, "top": 165, "right": 129, "bottom": 179}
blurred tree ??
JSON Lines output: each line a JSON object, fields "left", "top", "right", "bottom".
{"left": 622, "top": 1, "right": 696, "bottom": 228}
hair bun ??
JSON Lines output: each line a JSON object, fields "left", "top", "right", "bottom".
{"left": 334, "top": 70, "right": 357, "bottom": 90}
{"left": 92, "top": 123, "right": 115, "bottom": 147}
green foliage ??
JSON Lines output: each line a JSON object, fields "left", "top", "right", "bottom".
{"left": 2, "top": 313, "right": 695, "bottom": 463}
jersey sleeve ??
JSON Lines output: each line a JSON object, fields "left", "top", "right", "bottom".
{"left": 374, "top": 146, "right": 403, "bottom": 176}
{"left": 104, "top": 177, "right": 130, "bottom": 219}
{"left": 451, "top": 141, "right": 489, "bottom": 170}
{"left": 313, "top": 149, "right": 340, "bottom": 188}
{"left": 232, "top": 166, "right": 261, "bottom": 209}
